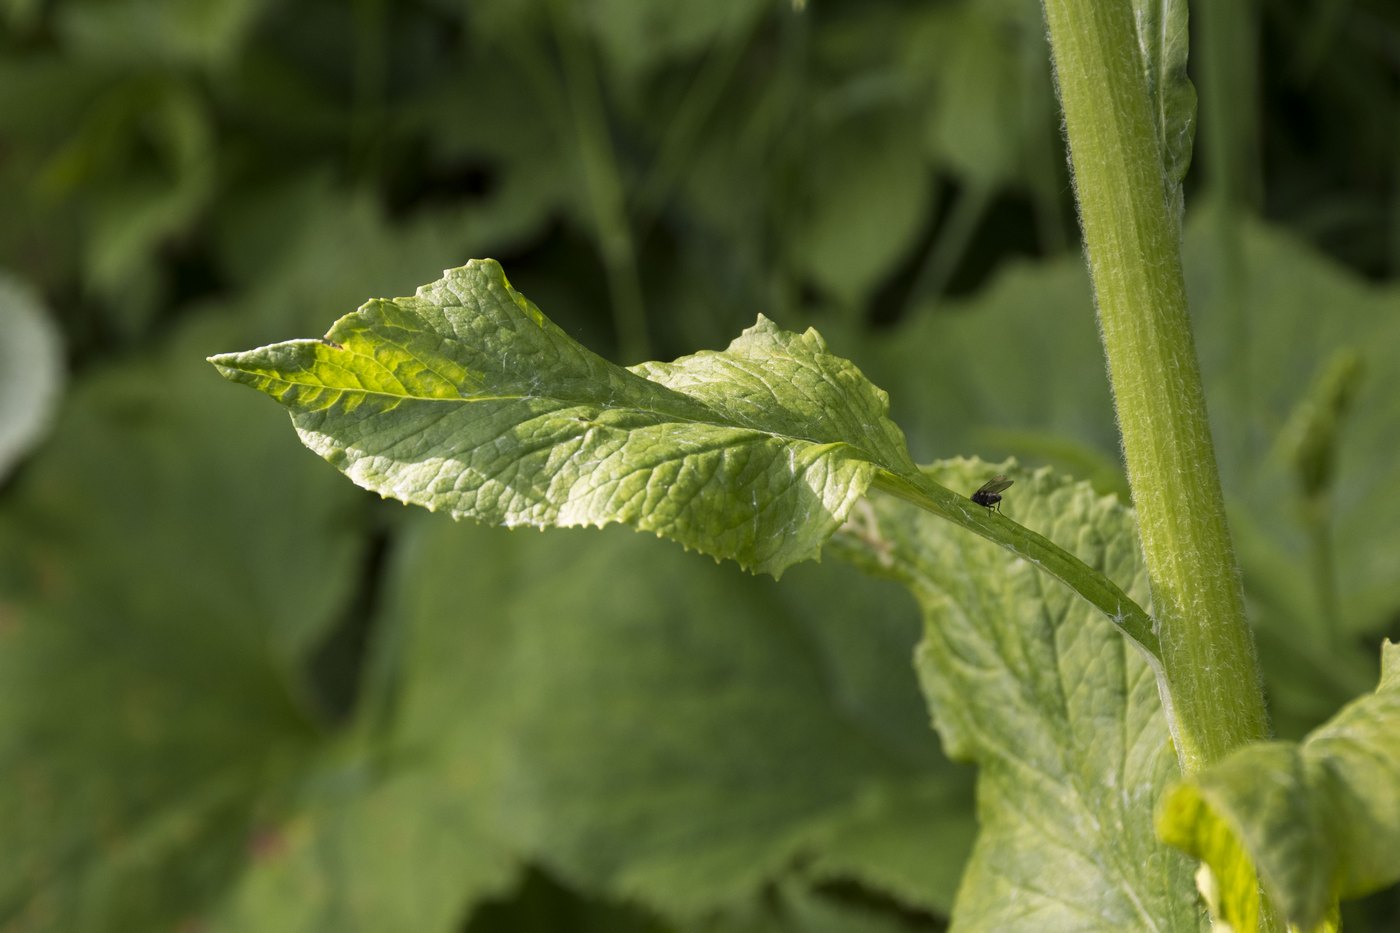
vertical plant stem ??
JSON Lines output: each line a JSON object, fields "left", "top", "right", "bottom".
{"left": 634, "top": 31, "right": 752, "bottom": 241}
{"left": 547, "top": 0, "right": 651, "bottom": 363}
{"left": 350, "top": 0, "right": 388, "bottom": 179}
{"left": 1039, "top": 0, "right": 1270, "bottom": 775}
{"left": 1194, "top": 0, "right": 1262, "bottom": 212}
{"left": 1304, "top": 501, "right": 1342, "bottom": 651}
{"left": 1392, "top": 103, "right": 1400, "bottom": 277}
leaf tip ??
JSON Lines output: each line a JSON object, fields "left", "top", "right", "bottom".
{"left": 1381, "top": 639, "right": 1399, "bottom": 686}
{"left": 207, "top": 352, "right": 244, "bottom": 379}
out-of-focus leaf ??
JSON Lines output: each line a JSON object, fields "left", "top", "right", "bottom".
{"left": 799, "top": 777, "right": 975, "bottom": 915}
{"left": 789, "top": 108, "right": 930, "bottom": 308}
{"left": 370, "top": 515, "right": 974, "bottom": 922}
{"left": 207, "top": 748, "right": 516, "bottom": 932}
{"left": 38, "top": 75, "right": 216, "bottom": 334}
{"left": 0, "top": 54, "right": 115, "bottom": 137}
{"left": 0, "top": 324, "right": 366, "bottom": 930}
{"left": 469, "top": 0, "right": 771, "bottom": 81}
{"left": 903, "top": 1, "right": 1052, "bottom": 188}
{"left": 1157, "top": 640, "right": 1400, "bottom": 932}
{"left": 212, "top": 184, "right": 490, "bottom": 338}
{"left": 0, "top": 272, "right": 63, "bottom": 481}
{"left": 861, "top": 257, "right": 1116, "bottom": 468}
{"left": 57, "top": 0, "right": 271, "bottom": 68}
{"left": 764, "top": 882, "right": 931, "bottom": 933}
{"left": 404, "top": 48, "right": 581, "bottom": 254}
{"left": 579, "top": 0, "right": 771, "bottom": 81}
{"left": 0, "top": 59, "right": 208, "bottom": 325}
{"left": 832, "top": 459, "right": 1203, "bottom": 931}
{"left": 1185, "top": 208, "right": 1400, "bottom": 646}
{"left": 210, "top": 259, "right": 919, "bottom": 577}
{"left": 462, "top": 869, "right": 665, "bottom": 932}
{"left": 1, "top": 0, "right": 42, "bottom": 31}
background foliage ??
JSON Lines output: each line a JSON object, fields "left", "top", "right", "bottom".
{"left": 1, "top": 0, "right": 1397, "bottom": 929}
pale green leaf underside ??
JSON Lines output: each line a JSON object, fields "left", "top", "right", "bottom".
{"left": 1157, "top": 640, "right": 1400, "bottom": 932}
{"left": 209, "top": 259, "right": 918, "bottom": 576}
{"left": 0, "top": 270, "right": 65, "bottom": 482}
{"left": 832, "top": 459, "right": 1201, "bottom": 933}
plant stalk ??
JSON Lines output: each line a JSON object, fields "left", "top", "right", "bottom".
{"left": 1039, "top": 0, "right": 1270, "bottom": 775}
{"left": 547, "top": 0, "right": 651, "bottom": 363}
{"left": 873, "top": 470, "right": 1162, "bottom": 663}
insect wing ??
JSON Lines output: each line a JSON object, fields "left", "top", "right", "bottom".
{"left": 975, "top": 475, "right": 1014, "bottom": 496}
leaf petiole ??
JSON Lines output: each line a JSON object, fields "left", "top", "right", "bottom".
{"left": 871, "top": 468, "right": 1163, "bottom": 662}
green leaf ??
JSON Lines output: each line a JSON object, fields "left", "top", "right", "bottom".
{"left": 760, "top": 882, "right": 933, "bottom": 933}
{"left": 206, "top": 748, "right": 516, "bottom": 932}
{"left": 905, "top": 2, "right": 1052, "bottom": 189}
{"left": 34, "top": 74, "right": 217, "bottom": 335}
{"left": 798, "top": 778, "right": 976, "bottom": 917}
{"left": 1132, "top": 0, "right": 1197, "bottom": 225}
{"left": 832, "top": 459, "right": 1203, "bottom": 931}
{"left": 57, "top": 0, "right": 270, "bottom": 69}
{"left": 0, "top": 270, "right": 64, "bottom": 481}
{"left": 579, "top": 0, "right": 772, "bottom": 81}
{"left": 371, "top": 515, "right": 974, "bottom": 922}
{"left": 0, "top": 325, "right": 367, "bottom": 930}
{"left": 213, "top": 184, "right": 503, "bottom": 338}
{"left": 1187, "top": 211, "right": 1400, "bottom": 645}
{"left": 210, "top": 259, "right": 919, "bottom": 577}
{"left": 1157, "top": 640, "right": 1400, "bottom": 932}
{"left": 788, "top": 106, "right": 932, "bottom": 308}
{"left": 854, "top": 256, "right": 1118, "bottom": 479}
{"left": 462, "top": 869, "right": 665, "bottom": 933}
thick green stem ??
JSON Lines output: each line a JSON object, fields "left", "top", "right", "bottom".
{"left": 1040, "top": 0, "right": 1269, "bottom": 775}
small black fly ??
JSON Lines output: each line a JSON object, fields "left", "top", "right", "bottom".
{"left": 971, "top": 475, "right": 1014, "bottom": 513}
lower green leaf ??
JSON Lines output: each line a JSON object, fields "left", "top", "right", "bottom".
{"left": 832, "top": 459, "right": 1203, "bottom": 931}
{"left": 206, "top": 749, "right": 517, "bottom": 932}
{"left": 0, "top": 328, "right": 366, "bottom": 930}
{"left": 1156, "top": 640, "right": 1400, "bottom": 931}
{"left": 374, "top": 515, "right": 975, "bottom": 923}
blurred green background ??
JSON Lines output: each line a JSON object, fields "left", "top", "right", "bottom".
{"left": 1, "top": 0, "right": 1398, "bottom": 929}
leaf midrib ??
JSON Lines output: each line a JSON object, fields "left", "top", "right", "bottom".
{"left": 255, "top": 370, "right": 895, "bottom": 469}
